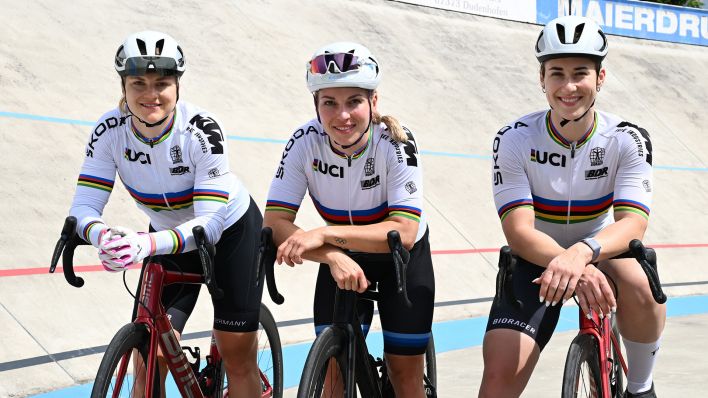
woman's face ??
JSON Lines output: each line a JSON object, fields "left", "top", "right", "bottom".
{"left": 316, "top": 87, "right": 377, "bottom": 150}
{"left": 124, "top": 74, "right": 178, "bottom": 125}
{"left": 541, "top": 57, "right": 605, "bottom": 122}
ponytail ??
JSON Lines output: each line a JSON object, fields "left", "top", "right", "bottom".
{"left": 372, "top": 111, "right": 407, "bottom": 143}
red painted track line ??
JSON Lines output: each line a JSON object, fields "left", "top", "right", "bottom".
{"left": 2, "top": 243, "right": 706, "bottom": 278}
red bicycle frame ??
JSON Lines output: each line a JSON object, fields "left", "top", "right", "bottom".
{"left": 577, "top": 309, "right": 627, "bottom": 398}
{"left": 114, "top": 261, "right": 206, "bottom": 398}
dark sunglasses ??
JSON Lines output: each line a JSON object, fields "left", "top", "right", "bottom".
{"left": 309, "top": 52, "right": 361, "bottom": 74}
{"left": 122, "top": 57, "right": 181, "bottom": 76}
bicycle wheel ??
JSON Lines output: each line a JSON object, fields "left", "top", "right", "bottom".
{"left": 424, "top": 335, "right": 437, "bottom": 396}
{"left": 212, "top": 303, "right": 283, "bottom": 398}
{"left": 424, "top": 335, "right": 437, "bottom": 386}
{"left": 561, "top": 333, "right": 603, "bottom": 398}
{"left": 91, "top": 323, "right": 159, "bottom": 398}
{"left": 297, "top": 327, "right": 348, "bottom": 398}
{"left": 609, "top": 321, "right": 624, "bottom": 398}
{"left": 259, "top": 303, "right": 284, "bottom": 398}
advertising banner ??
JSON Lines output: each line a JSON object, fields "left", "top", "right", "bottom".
{"left": 395, "top": 0, "right": 708, "bottom": 46}
{"left": 537, "top": 0, "right": 708, "bottom": 46}
{"left": 395, "top": 0, "right": 537, "bottom": 23}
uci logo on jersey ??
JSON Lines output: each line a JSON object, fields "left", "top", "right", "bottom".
{"left": 530, "top": 149, "right": 566, "bottom": 167}
{"left": 312, "top": 158, "right": 344, "bottom": 178}
{"left": 124, "top": 148, "right": 151, "bottom": 164}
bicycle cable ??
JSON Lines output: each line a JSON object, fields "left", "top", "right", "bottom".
{"left": 120, "top": 255, "right": 188, "bottom": 321}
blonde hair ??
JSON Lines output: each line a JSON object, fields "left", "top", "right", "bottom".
{"left": 118, "top": 96, "right": 129, "bottom": 114}
{"left": 372, "top": 111, "right": 407, "bottom": 143}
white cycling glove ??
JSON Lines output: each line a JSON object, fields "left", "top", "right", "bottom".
{"left": 98, "top": 226, "right": 155, "bottom": 272}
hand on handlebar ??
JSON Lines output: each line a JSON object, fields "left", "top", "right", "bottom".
{"left": 326, "top": 252, "right": 370, "bottom": 293}
{"left": 575, "top": 264, "right": 616, "bottom": 319}
{"left": 98, "top": 226, "right": 153, "bottom": 272}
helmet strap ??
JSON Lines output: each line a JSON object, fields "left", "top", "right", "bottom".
{"left": 559, "top": 98, "right": 595, "bottom": 127}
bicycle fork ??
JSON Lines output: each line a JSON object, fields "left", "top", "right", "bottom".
{"left": 578, "top": 310, "right": 624, "bottom": 398}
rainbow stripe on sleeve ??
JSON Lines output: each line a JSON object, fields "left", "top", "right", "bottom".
{"left": 168, "top": 229, "right": 185, "bottom": 254}
{"left": 82, "top": 220, "right": 103, "bottom": 242}
{"left": 498, "top": 198, "right": 534, "bottom": 221}
{"left": 265, "top": 200, "right": 300, "bottom": 215}
{"left": 388, "top": 205, "right": 422, "bottom": 223}
{"left": 77, "top": 174, "right": 114, "bottom": 192}
{"left": 193, "top": 189, "right": 229, "bottom": 204}
{"left": 613, "top": 199, "right": 650, "bottom": 219}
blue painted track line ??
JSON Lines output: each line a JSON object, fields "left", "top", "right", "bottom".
{"left": 2, "top": 110, "right": 708, "bottom": 172}
{"left": 29, "top": 295, "right": 708, "bottom": 397}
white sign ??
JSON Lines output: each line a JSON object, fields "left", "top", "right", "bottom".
{"left": 396, "top": 0, "right": 538, "bottom": 23}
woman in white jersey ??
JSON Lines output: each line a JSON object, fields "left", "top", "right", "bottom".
{"left": 264, "top": 42, "right": 435, "bottom": 397}
{"left": 479, "top": 16, "right": 665, "bottom": 398}
{"left": 69, "top": 31, "right": 265, "bottom": 396}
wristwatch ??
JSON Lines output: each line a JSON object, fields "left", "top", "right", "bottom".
{"left": 580, "top": 238, "right": 601, "bottom": 263}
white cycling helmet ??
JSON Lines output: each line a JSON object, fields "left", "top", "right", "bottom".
{"left": 535, "top": 16, "right": 608, "bottom": 63}
{"left": 115, "top": 31, "right": 186, "bottom": 77}
{"left": 306, "top": 41, "right": 381, "bottom": 93}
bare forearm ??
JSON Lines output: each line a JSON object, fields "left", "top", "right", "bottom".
{"left": 503, "top": 224, "right": 565, "bottom": 268}
{"left": 320, "top": 220, "right": 418, "bottom": 253}
{"left": 592, "top": 214, "right": 648, "bottom": 261}
{"left": 264, "top": 213, "right": 345, "bottom": 264}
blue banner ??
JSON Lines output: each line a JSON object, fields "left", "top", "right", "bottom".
{"left": 537, "top": 0, "right": 708, "bottom": 46}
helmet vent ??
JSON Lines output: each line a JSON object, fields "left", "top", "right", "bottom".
{"left": 556, "top": 24, "right": 566, "bottom": 44}
{"left": 572, "top": 23, "right": 586, "bottom": 44}
{"left": 155, "top": 39, "right": 164, "bottom": 56}
{"left": 136, "top": 39, "right": 147, "bottom": 56}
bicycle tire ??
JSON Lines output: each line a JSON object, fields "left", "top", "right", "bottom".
{"left": 259, "top": 303, "right": 284, "bottom": 398}
{"left": 297, "top": 327, "right": 348, "bottom": 398}
{"left": 424, "top": 334, "right": 437, "bottom": 387}
{"left": 561, "top": 333, "right": 603, "bottom": 398}
{"left": 91, "top": 323, "right": 159, "bottom": 398}
{"left": 609, "top": 320, "right": 624, "bottom": 398}
{"left": 210, "top": 303, "right": 283, "bottom": 398}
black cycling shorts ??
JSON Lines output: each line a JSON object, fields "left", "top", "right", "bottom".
{"left": 313, "top": 228, "right": 435, "bottom": 356}
{"left": 485, "top": 256, "right": 562, "bottom": 351}
{"left": 134, "top": 197, "right": 264, "bottom": 333}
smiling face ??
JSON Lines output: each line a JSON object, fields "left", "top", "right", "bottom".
{"left": 124, "top": 74, "right": 178, "bottom": 127}
{"left": 316, "top": 87, "right": 377, "bottom": 153}
{"left": 541, "top": 57, "right": 605, "bottom": 122}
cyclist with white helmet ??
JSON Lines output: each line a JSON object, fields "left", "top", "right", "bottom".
{"left": 264, "top": 41, "right": 435, "bottom": 396}
{"left": 69, "top": 31, "right": 265, "bottom": 396}
{"left": 479, "top": 16, "right": 665, "bottom": 398}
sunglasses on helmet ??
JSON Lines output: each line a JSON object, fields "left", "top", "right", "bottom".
{"left": 309, "top": 52, "right": 361, "bottom": 74}
{"left": 122, "top": 57, "right": 181, "bottom": 77}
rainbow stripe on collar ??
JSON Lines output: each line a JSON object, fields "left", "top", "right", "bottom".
{"left": 545, "top": 111, "right": 597, "bottom": 149}
{"left": 130, "top": 114, "right": 175, "bottom": 146}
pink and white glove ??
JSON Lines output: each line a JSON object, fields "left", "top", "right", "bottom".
{"left": 98, "top": 226, "right": 154, "bottom": 272}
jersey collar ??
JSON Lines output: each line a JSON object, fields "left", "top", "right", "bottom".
{"left": 131, "top": 113, "right": 176, "bottom": 146}
{"left": 545, "top": 110, "right": 597, "bottom": 149}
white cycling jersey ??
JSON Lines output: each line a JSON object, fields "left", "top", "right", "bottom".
{"left": 70, "top": 101, "right": 250, "bottom": 255}
{"left": 266, "top": 120, "right": 427, "bottom": 243}
{"left": 492, "top": 110, "right": 653, "bottom": 248}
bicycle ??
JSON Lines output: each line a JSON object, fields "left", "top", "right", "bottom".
{"left": 294, "top": 230, "right": 437, "bottom": 398}
{"left": 49, "top": 216, "right": 285, "bottom": 398}
{"left": 495, "top": 239, "right": 667, "bottom": 398}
